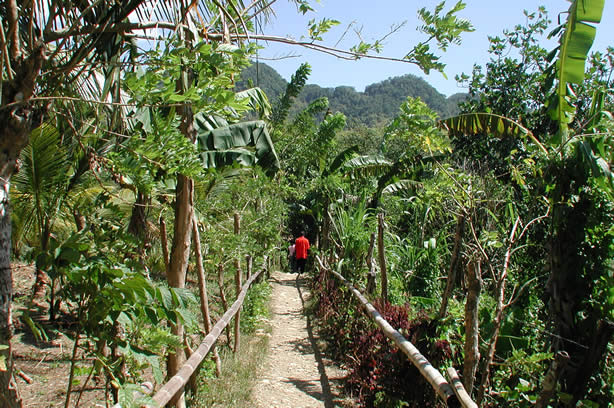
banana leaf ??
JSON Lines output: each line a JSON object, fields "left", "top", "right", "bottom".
{"left": 196, "top": 120, "right": 280, "bottom": 175}
{"left": 440, "top": 113, "right": 548, "bottom": 153}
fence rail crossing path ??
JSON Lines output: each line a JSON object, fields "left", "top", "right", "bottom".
{"left": 251, "top": 270, "right": 349, "bottom": 408}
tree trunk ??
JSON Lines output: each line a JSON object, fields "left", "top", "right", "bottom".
{"left": 438, "top": 214, "right": 465, "bottom": 319}
{"left": 476, "top": 217, "right": 519, "bottom": 405}
{"left": 234, "top": 259, "right": 242, "bottom": 353}
{"left": 463, "top": 260, "right": 482, "bottom": 396}
{"left": 365, "top": 232, "right": 376, "bottom": 295}
{"left": 535, "top": 351, "right": 570, "bottom": 408}
{"left": 0, "top": 180, "right": 22, "bottom": 407}
{"left": 167, "top": 174, "right": 193, "bottom": 408}
{"left": 377, "top": 213, "right": 388, "bottom": 302}
{"left": 160, "top": 217, "right": 170, "bottom": 277}
{"left": 0, "top": 38, "right": 41, "bottom": 401}
{"left": 545, "top": 174, "right": 613, "bottom": 405}
{"left": 128, "top": 190, "right": 149, "bottom": 243}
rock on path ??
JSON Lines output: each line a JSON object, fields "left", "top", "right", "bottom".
{"left": 251, "top": 270, "right": 350, "bottom": 408}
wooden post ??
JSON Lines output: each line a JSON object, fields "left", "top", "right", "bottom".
{"left": 377, "top": 213, "right": 388, "bottom": 302}
{"left": 192, "top": 217, "right": 221, "bottom": 376}
{"left": 234, "top": 259, "right": 242, "bottom": 353}
{"left": 246, "top": 254, "right": 253, "bottom": 281}
{"left": 233, "top": 212, "right": 240, "bottom": 234}
{"left": 160, "top": 216, "right": 170, "bottom": 277}
{"left": 217, "top": 262, "right": 231, "bottom": 345}
{"left": 366, "top": 232, "right": 376, "bottom": 295}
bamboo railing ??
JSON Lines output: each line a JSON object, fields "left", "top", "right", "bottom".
{"left": 316, "top": 255, "right": 477, "bottom": 408}
{"left": 112, "top": 258, "right": 267, "bottom": 408}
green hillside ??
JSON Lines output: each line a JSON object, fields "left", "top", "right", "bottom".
{"left": 237, "top": 62, "right": 467, "bottom": 126}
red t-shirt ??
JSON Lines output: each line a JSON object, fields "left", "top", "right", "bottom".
{"left": 295, "top": 236, "right": 310, "bottom": 259}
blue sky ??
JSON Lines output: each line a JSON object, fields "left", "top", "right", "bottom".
{"left": 256, "top": 0, "right": 614, "bottom": 96}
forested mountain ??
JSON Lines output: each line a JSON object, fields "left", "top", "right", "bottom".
{"left": 237, "top": 62, "right": 467, "bottom": 126}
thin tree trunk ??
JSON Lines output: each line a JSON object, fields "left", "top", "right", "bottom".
{"left": 160, "top": 217, "right": 170, "bottom": 277}
{"left": 476, "top": 217, "right": 519, "bottom": 405}
{"left": 233, "top": 212, "right": 241, "bottom": 352}
{"left": 366, "top": 232, "right": 376, "bottom": 295}
{"left": 535, "top": 351, "right": 570, "bottom": 408}
{"left": 377, "top": 213, "right": 388, "bottom": 302}
{"left": 128, "top": 190, "right": 149, "bottom": 242}
{"left": 191, "top": 217, "right": 221, "bottom": 376}
{"left": 167, "top": 174, "right": 193, "bottom": 408}
{"left": 463, "top": 260, "right": 482, "bottom": 396}
{"left": 246, "top": 255, "right": 252, "bottom": 280}
{"left": 234, "top": 259, "right": 242, "bottom": 353}
{"left": 166, "top": 18, "right": 198, "bottom": 402}
{"left": 33, "top": 224, "right": 51, "bottom": 304}
{"left": 439, "top": 214, "right": 465, "bottom": 319}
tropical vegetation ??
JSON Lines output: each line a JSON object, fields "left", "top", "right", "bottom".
{"left": 0, "top": 0, "right": 611, "bottom": 407}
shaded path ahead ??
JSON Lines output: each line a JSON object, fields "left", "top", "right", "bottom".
{"left": 251, "top": 271, "right": 351, "bottom": 408}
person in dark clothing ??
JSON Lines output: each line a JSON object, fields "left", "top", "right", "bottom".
{"left": 294, "top": 231, "right": 310, "bottom": 274}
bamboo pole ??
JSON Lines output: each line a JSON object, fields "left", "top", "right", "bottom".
{"left": 317, "top": 256, "right": 462, "bottom": 407}
{"left": 377, "top": 213, "right": 388, "bottom": 302}
{"left": 191, "top": 216, "right": 222, "bottom": 377}
{"left": 447, "top": 367, "right": 478, "bottom": 408}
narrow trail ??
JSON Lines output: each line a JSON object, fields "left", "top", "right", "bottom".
{"left": 251, "top": 270, "right": 352, "bottom": 408}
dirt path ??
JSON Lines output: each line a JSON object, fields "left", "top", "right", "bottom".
{"left": 251, "top": 270, "right": 352, "bottom": 408}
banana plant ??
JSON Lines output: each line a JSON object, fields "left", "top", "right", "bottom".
{"left": 439, "top": 1, "right": 612, "bottom": 405}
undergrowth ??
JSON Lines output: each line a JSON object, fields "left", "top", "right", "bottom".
{"left": 188, "top": 280, "right": 272, "bottom": 407}
{"left": 312, "top": 268, "right": 455, "bottom": 407}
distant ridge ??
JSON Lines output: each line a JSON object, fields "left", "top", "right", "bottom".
{"left": 237, "top": 62, "right": 468, "bottom": 127}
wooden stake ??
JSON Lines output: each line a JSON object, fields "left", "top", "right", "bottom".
{"left": 246, "top": 254, "right": 253, "bottom": 280}
{"left": 217, "top": 262, "right": 231, "bottom": 345}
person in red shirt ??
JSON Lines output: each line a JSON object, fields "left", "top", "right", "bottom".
{"left": 294, "top": 231, "right": 310, "bottom": 274}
